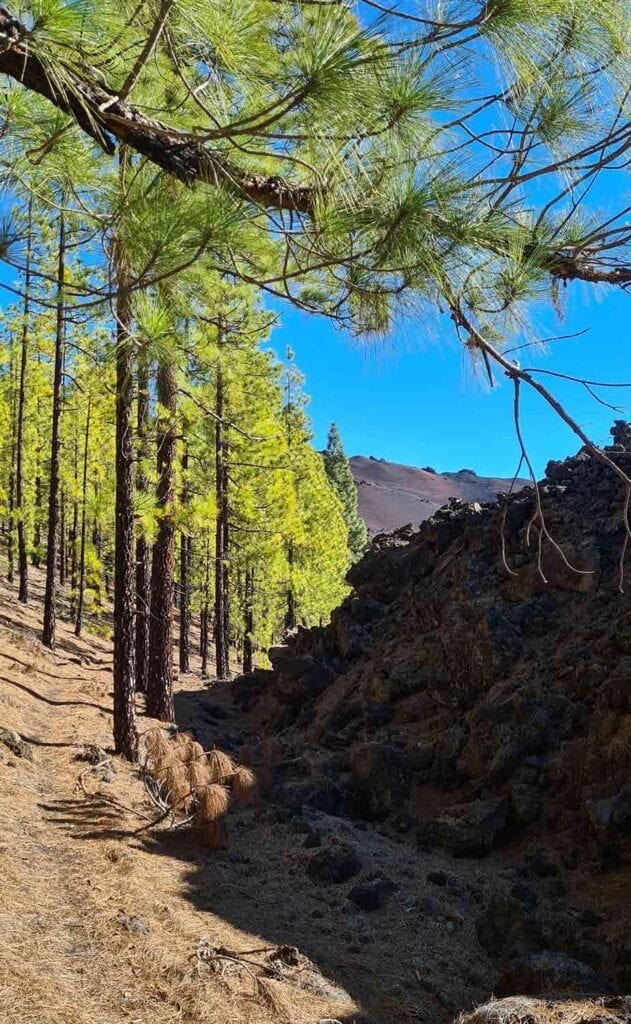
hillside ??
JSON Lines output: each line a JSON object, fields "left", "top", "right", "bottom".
{"left": 3, "top": 524, "right": 629, "bottom": 1024}
{"left": 350, "top": 455, "right": 529, "bottom": 534}
{"left": 233, "top": 425, "right": 631, "bottom": 1016}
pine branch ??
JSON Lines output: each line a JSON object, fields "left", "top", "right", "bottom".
{"left": 0, "top": 6, "right": 314, "bottom": 214}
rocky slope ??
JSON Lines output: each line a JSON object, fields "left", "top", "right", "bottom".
{"left": 350, "top": 454, "right": 529, "bottom": 534}
{"left": 234, "top": 422, "right": 631, "bottom": 1000}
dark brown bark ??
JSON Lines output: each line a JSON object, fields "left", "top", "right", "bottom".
{"left": 69, "top": 416, "right": 79, "bottom": 619}
{"left": 146, "top": 359, "right": 177, "bottom": 721}
{"left": 16, "top": 198, "right": 32, "bottom": 603}
{"left": 0, "top": 9, "right": 314, "bottom": 214}
{"left": 111, "top": 148, "right": 138, "bottom": 759}
{"left": 214, "top": 365, "right": 230, "bottom": 680}
{"left": 200, "top": 532, "right": 211, "bottom": 676}
{"left": 59, "top": 486, "right": 66, "bottom": 586}
{"left": 42, "top": 213, "right": 66, "bottom": 649}
{"left": 75, "top": 394, "right": 91, "bottom": 637}
{"left": 135, "top": 344, "right": 150, "bottom": 693}
{"left": 113, "top": 235, "right": 138, "bottom": 760}
{"left": 179, "top": 443, "right": 190, "bottom": 674}
{"left": 242, "top": 565, "right": 255, "bottom": 674}
{"left": 7, "top": 334, "right": 16, "bottom": 583}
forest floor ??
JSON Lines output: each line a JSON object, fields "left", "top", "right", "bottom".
{"left": 0, "top": 561, "right": 627, "bottom": 1024}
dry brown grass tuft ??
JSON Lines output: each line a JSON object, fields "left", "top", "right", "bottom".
{"left": 207, "top": 748, "right": 236, "bottom": 783}
{"left": 197, "top": 782, "right": 230, "bottom": 823}
{"left": 232, "top": 765, "right": 258, "bottom": 807}
{"left": 256, "top": 977, "right": 290, "bottom": 1019}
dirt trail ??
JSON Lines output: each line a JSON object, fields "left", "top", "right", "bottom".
{"left": 0, "top": 570, "right": 357, "bottom": 1024}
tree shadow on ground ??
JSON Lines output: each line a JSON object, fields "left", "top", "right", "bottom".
{"left": 148, "top": 683, "right": 499, "bottom": 1024}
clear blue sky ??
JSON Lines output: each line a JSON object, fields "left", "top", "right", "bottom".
{"left": 269, "top": 286, "right": 630, "bottom": 479}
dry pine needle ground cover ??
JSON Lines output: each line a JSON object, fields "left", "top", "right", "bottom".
{"left": 0, "top": 568, "right": 356, "bottom": 1024}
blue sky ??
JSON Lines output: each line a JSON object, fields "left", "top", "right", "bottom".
{"left": 269, "top": 285, "right": 630, "bottom": 479}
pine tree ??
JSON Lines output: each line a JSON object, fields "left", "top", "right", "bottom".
{"left": 323, "top": 423, "right": 368, "bottom": 562}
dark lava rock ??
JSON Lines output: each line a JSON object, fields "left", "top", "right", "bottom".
{"left": 306, "top": 843, "right": 363, "bottom": 885}
{"left": 475, "top": 894, "right": 541, "bottom": 957}
{"left": 349, "top": 741, "right": 409, "bottom": 820}
{"left": 588, "top": 788, "right": 631, "bottom": 834}
{"left": 347, "top": 878, "right": 398, "bottom": 911}
{"left": 498, "top": 951, "right": 618, "bottom": 996}
{"left": 417, "top": 798, "right": 509, "bottom": 858}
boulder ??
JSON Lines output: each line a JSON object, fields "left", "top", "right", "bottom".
{"left": 417, "top": 798, "right": 509, "bottom": 858}
{"left": 306, "top": 843, "right": 363, "bottom": 885}
{"left": 349, "top": 742, "right": 409, "bottom": 820}
{"left": 498, "top": 951, "right": 618, "bottom": 996}
{"left": 347, "top": 878, "right": 398, "bottom": 911}
{"left": 475, "top": 894, "right": 541, "bottom": 957}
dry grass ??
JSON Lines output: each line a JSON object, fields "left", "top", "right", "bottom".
{"left": 459, "top": 997, "right": 630, "bottom": 1024}
{"left": 0, "top": 568, "right": 356, "bottom": 1024}
{"left": 233, "top": 765, "right": 258, "bottom": 806}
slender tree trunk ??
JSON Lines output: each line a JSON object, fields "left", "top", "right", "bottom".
{"left": 42, "top": 214, "right": 66, "bottom": 649}
{"left": 285, "top": 544, "right": 296, "bottom": 631}
{"left": 7, "top": 335, "right": 16, "bottom": 583}
{"left": 16, "top": 199, "right": 32, "bottom": 603}
{"left": 135, "top": 343, "right": 150, "bottom": 692}
{"left": 59, "top": 487, "right": 66, "bottom": 586}
{"left": 201, "top": 531, "right": 210, "bottom": 676}
{"left": 179, "top": 442, "right": 190, "bottom": 673}
{"left": 69, "top": 418, "right": 79, "bottom": 619}
{"left": 32, "top": 348, "right": 42, "bottom": 567}
{"left": 214, "top": 365, "right": 230, "bottom": 679}
{"left": 146, "top": 359, "right": 177, "bottom": 721}
{"left": 75, "top": 394, "right": 91, "bottom": 637}
{"left": 112, "top": 152, "right": 138, "bottom": 760}
{"left": 242, "top": 565, "right": 255, "bottom": 674}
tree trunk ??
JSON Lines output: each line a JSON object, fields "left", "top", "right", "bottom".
{"left": 75, "top": 394, "right": 91, "bottom": 637}
{"left": 146, "top": 359, "right": 177, "bottom": 721}
{"left": 179, "top": 443, "right": 190, "bottom": 674}
{"left": 70, "top": 450, "right": 79, "bottom": 621}
{"left": 242, "top": 565, "right": 254, "bottom": 674}
{"left": 201, "top": 531, "right": 211, "bottom": 676}
{"left": 42, "top": 213, "right": 66, "bottom": 649}
{"left": 59, "top": 487, "right": 66, "bottom": 586}
{"left": 112, "top": 154, "right": 138, "bottom": 760}
{"left": 135, "top": 343, "right": 150, "bottom": 693}
{"left": 7, "top": 334, "right": 16, "bottom": 583}
{"left": 16, "top": 198, "right": 32, "bottom": 603}
{"left": 214, "top": 365, "right": 230, "bottom": 679}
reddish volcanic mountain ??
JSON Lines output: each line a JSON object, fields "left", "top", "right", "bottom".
{"left": 350, "top": 454, "right": 528, "bottom": 534}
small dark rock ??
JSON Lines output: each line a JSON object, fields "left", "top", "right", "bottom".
{"left": 306, "top": 843, "right": 363, "bottom": 885}
{"left": 347, "top": 878, "right": 398, "bottom": 912}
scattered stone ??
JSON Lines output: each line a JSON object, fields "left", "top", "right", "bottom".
{"left": 347, "top": 878, "right": 398, "bottom": 911}
{"left": 74, "top": 744, "right": 108, "bottom": 765}
{"left": 306, "top": 843, "right": 362, "bottom": 885}
{"left": 115, "top": 912, "right": 150, "bottom": 935}
{"left": 0, "top": 727, "right": 33, "bottom": 760}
